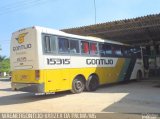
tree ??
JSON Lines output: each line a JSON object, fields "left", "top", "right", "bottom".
{"left": 0, "top": 58, "right": 10, "bottom": 73}
{"left": 0, "top": 55, "right": 6, "bottom": 62}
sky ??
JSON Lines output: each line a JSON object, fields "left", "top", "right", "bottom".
{"left": 0, "top": 0, "right": 160, "bottom": 57}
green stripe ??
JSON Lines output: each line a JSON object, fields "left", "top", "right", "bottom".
{"left": 117, "top": 58, "right": 131, "bottom": 81}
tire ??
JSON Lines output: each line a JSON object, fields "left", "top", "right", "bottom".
{"left": 71, "top": 76, "right": 85, "bottom": 93}
{"left": 86, "top": 75, "right": 99, "bottom": 91}
{"left": 136, "top": 71, "right": 142, "bottom": 81}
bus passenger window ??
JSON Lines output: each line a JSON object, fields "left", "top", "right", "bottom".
{"left": 44, "top": 36, "right": 51, "bottom": 52}
{"left": 105, "top": 44, "right": 112, "bottom": 55}
{"left": 50, "top": 36, "right": 57, "bottom": 53}
{"left": 90, "top": 42, "right": 98, "bottom": 55}
{"left": 81, "top": 41, "right": 89, "bottom": 54}
{"left": 99, "top": 43, "right": 105, "bottom": 56}
{"left": 122, "top": 46, "right": 132, "bottom": 57}
{"left": 58, "top": 37, "right": 69, "bottom": 53}
{"left": 43, "top": 35, "right": 57, "bottom": 54}
{"left": 70, "top": 40, "right": 80, "bottom": 54}
{"left": 131, "top": 47, "right": 141, "bottom": 58}
{"left": 113, "top": 45, "right": 123, "bottom": 56}
{"left": 122, "top": 47, "right": 127, "bottom": 56}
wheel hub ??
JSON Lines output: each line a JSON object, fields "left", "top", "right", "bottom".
{"left": 75, "top": 81, "right": 82, "bottom": 90}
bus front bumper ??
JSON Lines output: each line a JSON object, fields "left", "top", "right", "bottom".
{"left": 11, "top": 82, "right": 44, "bottom": 93}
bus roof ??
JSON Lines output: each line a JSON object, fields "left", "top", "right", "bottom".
{"left": 13, "top": 26, "right": 126, "bottom": 45}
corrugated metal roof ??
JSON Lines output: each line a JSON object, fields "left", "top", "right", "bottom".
{"left": 62, "top": 13, "right": 160, "bottom": 46}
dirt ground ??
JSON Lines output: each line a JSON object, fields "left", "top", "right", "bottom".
{"left": 0, "top": 78, "right": 160, "bottom": 118}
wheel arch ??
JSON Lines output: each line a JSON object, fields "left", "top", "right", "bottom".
{"left": 88, "top": 73, "right": 99, "bottom": 83}
{"left": 86, "top": 73, "right": 100, "bottom": 91}
{"left": 73, "top": 74, "right": 86, "bottom": 83}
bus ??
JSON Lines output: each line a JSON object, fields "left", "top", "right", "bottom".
{"left": 10, "top": 26, "right": 144, "bottom": 94}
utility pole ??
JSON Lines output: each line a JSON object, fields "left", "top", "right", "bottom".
{"left": 94, "top": 0, "right": 97, "bottom": 24}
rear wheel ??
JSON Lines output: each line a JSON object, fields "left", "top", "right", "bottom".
{"left": 86, "top": 75, "right": 99, "bottom": 91}
{"left": 71, "top": 76, "right": 85, "bottom": 93}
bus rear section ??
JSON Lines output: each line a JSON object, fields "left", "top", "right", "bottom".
{"left": 10, "top": 27, "right": 44, "bottom": 93}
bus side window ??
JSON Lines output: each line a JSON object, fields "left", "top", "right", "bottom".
{"left": 123, "top": 46, "right": 136, "bottom": 57}
{"left": 50, "top": 36, "right": 57, "bottom": 53}
{"left": 44, "top": 36, "right": 51, "bottom": 52}
{"left": 122, "top": 46, "right": 130, "bottom": 57}
{"left": 81, "top": 41, "right": 89, "bottom": 54}
{"left": 43, "top": 35, "right": 57, "bottom": 54}
{"left": 127, "top": 47, "right": 134, "bottom": 57}
{"left": 90, "top": 42, "right": 98, "bottom": 55}
{"left": 131, "top": 47, "right": 141, "bottom": 58}
{"left": 70, "top": 39, "right": 80, "bottom": 54}
{"left": 99, "top": 43, "right": 105, "bottom": 57}
{"left": 104, "top": 43, "right": 112, "bottom": 56}
{"left": 113, "top": 45, "right": 123, "bottom": 57}
{"left": 58, "top": 37, "right": 69, "bottom": 53}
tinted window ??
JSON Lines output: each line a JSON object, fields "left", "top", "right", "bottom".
{"left": 99, "top": 43, "right": 112, "bottom": 56}
{"left": 58, "top": 37, "right": 69, "bottom": 53}
{"left": 44, "top": 36, "right": 50, "bottom": 52}
{"left": 131, "top": 47, "right": 141, "bottom": 58}
{"left": 99, "top": 43, "right": 105, "bottom": 56}
{"left": 113, "top": 45, "right": 123, "bottom": 56}
{"left": 70, "top": 39, "right": 80, "bottom": 54}
{"left": 81, "top": 41, "right": 89, "bottom": 54}
{"left": 90, "top": 42, "right": 98, "bottom": 55}
{"left": 43, "top": 34, "right": 57, "bottom": 54}
{"left": 105, "top": 43, "right": 112, "bottom": 55}
{"left": 121, "top": 46, "right": 133, "bottom": 57}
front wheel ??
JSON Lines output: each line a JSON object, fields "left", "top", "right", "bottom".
{"left": 71, "top": 76, "right": 85, "bottom": 93}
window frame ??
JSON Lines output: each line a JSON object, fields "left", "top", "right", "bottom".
{"left": 58, "top": 36, "right": 70, "bottom": 54}
{"left": 42, "top": 33, "right": 58, "bottom": 55}
{"left": 98, "top": 42, "right": 113, "bottom": 57}
{"left": 98, "top": 43, "right": 105, "bottom": 57}
{"left": 44, "top": 35, "right": 51, "bottom": 52}
{"left": 112, "top": 44, "right": 124, "bottom": 57}
{"left": 104, "top": 43, "right": 113, "bottom": 57}
{"left": 81, "top": 40, "right": 90, "bottom": 55}
{"left": 131, "top": 46, "right": 142, "bottom": 58}
{"left": 69, "top": 38, "right": 81, "bottom": 55}
{"left": 121, "top": 46, "right": 133, "bottom": 58}
{"left": 89, "top": 41, "right": 99, "bottom": 56}
{"left": 42, "top": 33, "right": 138, "bottom": 59}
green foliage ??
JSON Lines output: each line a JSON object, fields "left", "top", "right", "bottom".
{"left": 0, "top": 56, "right": 6, "bottom": 62}
{"left": 0, "top": 57, "right": 10, "bottom": 73}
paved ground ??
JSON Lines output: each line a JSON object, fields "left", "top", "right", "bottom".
{"left": 0, "top": 78, "right": 160, "bottom": 114}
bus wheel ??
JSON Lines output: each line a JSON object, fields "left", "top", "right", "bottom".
{"left": 86, "top": 75, "right": 99, "bottom": 91}
{"left": 136, "top": 70, "right": 142, "bottom": 81}
{"left": 71, "top": 76, "right": 85, "bottom": 93}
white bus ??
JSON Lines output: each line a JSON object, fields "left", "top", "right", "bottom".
{"left": 10, "top": 26, "right": 144, "bottom": 93}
